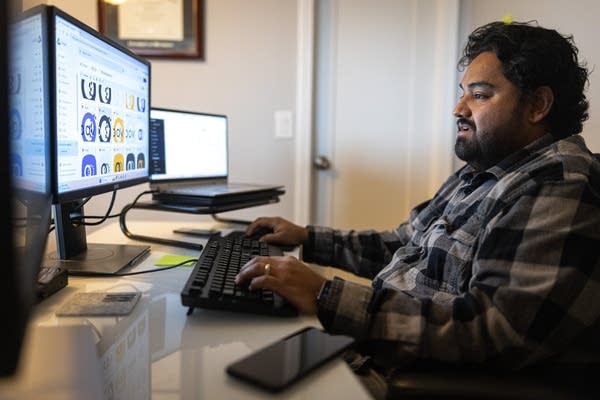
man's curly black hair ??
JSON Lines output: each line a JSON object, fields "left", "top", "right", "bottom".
{"left": 458, "top": 21, "right": 589, "bottom": 138}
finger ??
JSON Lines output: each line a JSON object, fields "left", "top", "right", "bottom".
{"left": 258, "top": 231, "right": 277, "bottom": 243}
{"left": 235, "top": 260, "right": 260, "bottom": 284}
{"left": 245, "top": 217, "right": 272, "bottom": 236}
{"left": 236, "top": 257, "right": 270, "bottom": 284}
{"left": 247, "top": 274, "right": 300, "bottom": 311}
{"left": 239, "top": 256, "right": 267, "bottom": 273}
{"left": 244, "top": 220, "right": 260, "bottom": 236}
{"left": 248, "top": 274, "right": 281, "bottom": 292}
{"left": 245, "top": 218, "right": 260, "bottom": 236}
{"left": 259, "top": 227, "right": 289, "bottom": 244}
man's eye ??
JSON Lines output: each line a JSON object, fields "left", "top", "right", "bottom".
{"left": 473, "top": 92, "right": 489, "bottom": 100}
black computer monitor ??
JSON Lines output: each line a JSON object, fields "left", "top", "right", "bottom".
{"left": 1, "top": 4, "right": 53, "bottom": 376}
{"left": 47, "top": 6, "right": 151, "bottom": 275}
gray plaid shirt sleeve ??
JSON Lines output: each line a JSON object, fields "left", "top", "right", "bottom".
{"left": 302, "top": 222, "right": 411, "bottom": 279}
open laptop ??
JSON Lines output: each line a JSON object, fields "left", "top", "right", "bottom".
{"left": 149, "top": 108, "right": 284, "bottom": 206}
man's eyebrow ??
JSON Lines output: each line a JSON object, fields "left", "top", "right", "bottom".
{"left": 459, "top": 81, "right": 495, "bottom": 91}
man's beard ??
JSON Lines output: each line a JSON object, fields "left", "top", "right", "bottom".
{"left": 455, "top": 133, "right": 481, "bottom": 165}
{"left": 454, "top": 112, "right": 526, "bottom": 170}
{"left": 454, "top": 130, "right": 507, "bottom": 171}
{"left": 454, "top": 117, "right": 486, "bottom": 168}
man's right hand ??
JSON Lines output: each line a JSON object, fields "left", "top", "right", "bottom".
{"left": 245, "top": 217, "right": 308, "bottom": 246}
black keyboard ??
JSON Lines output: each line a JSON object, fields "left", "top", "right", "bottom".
{"left": 181, "top": 235, "right": 297, "bottom": 317}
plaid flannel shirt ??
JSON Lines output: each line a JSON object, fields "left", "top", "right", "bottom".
{"left": 304, "top": 134, "right": 600, "bottom": 369}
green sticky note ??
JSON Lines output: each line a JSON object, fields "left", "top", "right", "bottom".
{"left": 155, "top": 254, "right": 197, "bottom": 267}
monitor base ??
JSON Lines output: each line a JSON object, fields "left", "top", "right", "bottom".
{"left": 47, "top": 243, "right": 150, "bottom": 276}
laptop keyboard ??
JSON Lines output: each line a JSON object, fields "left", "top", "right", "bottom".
{"left": 181, "top": 235, "right": 297, "bottom": 317}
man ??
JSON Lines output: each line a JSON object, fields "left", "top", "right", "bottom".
{"left": 236, "top": 21, "right": 600, "bottom": 396}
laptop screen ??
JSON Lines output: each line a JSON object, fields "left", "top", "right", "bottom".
{"left": 149, "top": 108, "right": 228, "bottom": 182}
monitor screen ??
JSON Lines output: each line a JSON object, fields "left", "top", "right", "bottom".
{"left": 149, "top": 108, "right": 228, "bottom": 182}
{"left": 53, "top": 11, "right": 150, "bottom": 202}
{"left": 9, "top": 10, "right": 49, "bottom": 194}
{"left": 2, "top": 4, "right": 53, "bottom": 376}
{"left": 48, "top": 7, "right": 151, "bottom": 275}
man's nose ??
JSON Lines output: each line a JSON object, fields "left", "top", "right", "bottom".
{"left": 453, "top": 97, "right": 471, "bottom": 118}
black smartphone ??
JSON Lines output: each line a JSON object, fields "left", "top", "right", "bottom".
{"left": 226, "top": 326, "right": 355, "bottom": 392}
{"left": 172, "top": 228, "right": 221, "bottom": 237}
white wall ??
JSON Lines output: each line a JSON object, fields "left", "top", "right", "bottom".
{"left": 35, "top": 0, "right": 300, "bottom": 228}
{"left": 459, "top": 0, "right": 600, "bottom": 154}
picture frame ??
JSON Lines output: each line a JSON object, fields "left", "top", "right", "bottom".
{"left": 98, "top": 0, "right": 204, "bottom": 59}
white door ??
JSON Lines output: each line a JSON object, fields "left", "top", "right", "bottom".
{"left": 312, "top": 0, "right": 460, "bottom": 230}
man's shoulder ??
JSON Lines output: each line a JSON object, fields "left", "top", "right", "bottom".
{"left": 510, "top": 135, "right": 598, "bottom": 183}
{"left": 484, "top": 135, "right": 598, "bottom": 206}
{"left": 541, "top": 135, "right": 599, "bottom": 182}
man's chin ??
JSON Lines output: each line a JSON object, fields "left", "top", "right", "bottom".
{"left": 454, "top": 138, "right": 471, "bottom": 162}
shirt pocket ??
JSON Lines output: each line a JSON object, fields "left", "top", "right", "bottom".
{"left": 417, "top": 215, "right": 480, "bottom": 294}
{"left": 410, "top": 203, "right": 444, "bottom": 243}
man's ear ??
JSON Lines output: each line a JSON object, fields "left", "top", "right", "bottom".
{"left": 528, "top": 86, "right": 554, "bottom": 124}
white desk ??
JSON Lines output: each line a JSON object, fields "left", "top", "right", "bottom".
{"left": 0, "top": 219, "right": 372, "bottom": 399}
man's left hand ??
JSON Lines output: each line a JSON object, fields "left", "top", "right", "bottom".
{"left": 235, "top": 255, "right": 326, "bottom": 315}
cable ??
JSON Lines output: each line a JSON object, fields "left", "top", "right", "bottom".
{"left": 130, "top": 189, "right": 158, "bottom": 207}
{"left": 46, "top": 189, "right": 155, "bottom": 234}
{"left": 72, "top": 196, "right": 93, "bottom": 211}
{"left": 74, "top": 190, "right": 117, "bottom": 226}
{"left": 114, "top": 258, "right": 197, "bottom": 276}
{"left": 76, "top": 189, "right": 158, "bottom": 224}
{"left": 67, "top": 258, "right": 198, "bottom": 278}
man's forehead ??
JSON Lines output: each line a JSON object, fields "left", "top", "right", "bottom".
{"left": 459, "top": 51, "right": 505, "bottom": 88}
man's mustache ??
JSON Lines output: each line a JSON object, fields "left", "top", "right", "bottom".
{"left": 456, "top": 117, "right": 475, "bottom": 131}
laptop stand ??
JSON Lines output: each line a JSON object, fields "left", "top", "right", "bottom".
{"left": 118, "top": 196, "right": 281, "bottom": 250}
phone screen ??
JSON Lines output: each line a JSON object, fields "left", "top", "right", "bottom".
{"left": 226, "top": 327, "right": 355, "bottom": 392}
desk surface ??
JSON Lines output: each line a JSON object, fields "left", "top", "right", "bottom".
{"left": 0, "top": 219, "right": 372, "bottom": 399}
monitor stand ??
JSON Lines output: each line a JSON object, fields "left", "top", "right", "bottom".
{"left": 51, "top": 202, "right": 150, "bottom": 276}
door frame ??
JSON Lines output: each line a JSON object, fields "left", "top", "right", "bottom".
{"left": 293, "top": 0, "right": 315, "bottom": 225}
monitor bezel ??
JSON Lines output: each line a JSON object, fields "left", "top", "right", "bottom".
{"left": 49, "top": 5, "right": 151, "bottom": 204}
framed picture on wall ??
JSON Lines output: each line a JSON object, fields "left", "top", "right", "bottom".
{"left": 98, "top": 0, "right": 204, "bottom": 59}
